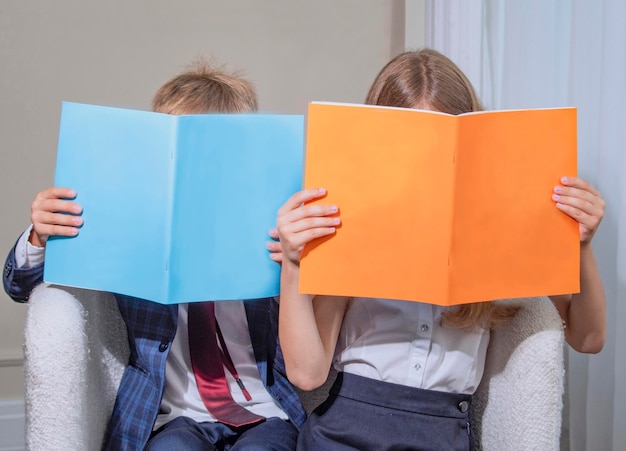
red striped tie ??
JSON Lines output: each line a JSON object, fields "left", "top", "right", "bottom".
{"left": 188, "top": 302, "right": 265, "bottom": 427}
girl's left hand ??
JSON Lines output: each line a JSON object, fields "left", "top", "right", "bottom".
{"left": 553, "top": 176, "right": 605, "bottom": 244}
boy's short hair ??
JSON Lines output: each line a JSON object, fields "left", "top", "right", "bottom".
{"left": 151, "top": 59, "right": 258, "bottom": 115}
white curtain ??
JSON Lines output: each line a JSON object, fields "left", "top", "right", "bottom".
{"left": 422, "top": 1, "right": 626, "bottom": 449}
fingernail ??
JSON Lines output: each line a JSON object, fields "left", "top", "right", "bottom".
{"left": 330, "top": 205, "right": 338, "bottom": 212}
{"left": 318, "top": 188, "right": 326, "bottom": 194}
{"left": 333, "top": 218, "right": 340, "bottom": 225}
{"left": 552, "top": 194, "right": 560, "bottom": 201}
{"left": 554, "top": 186, "right": 562, "bottom": 193}
{"left": 561, "top": 177, "right": 568, "bottom": 184}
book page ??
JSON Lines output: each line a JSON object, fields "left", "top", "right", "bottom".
{"left": 449, "top": 108, "right": 580, "bottom": 303}
{"left": 44, "top": 102, "right": 174, "bottom": 302}
{"left": 170, "top": 114, "right": 304, "bottom": 303}
{"left": 299, "top": 103, "right": 456, "bottom": 302}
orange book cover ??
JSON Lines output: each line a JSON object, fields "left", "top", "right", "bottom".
{"left": 299, "top": 102, "right": 580, "bottom": 306}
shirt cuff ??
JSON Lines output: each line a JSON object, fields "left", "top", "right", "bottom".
{"left": 15, "top": 225, "right": 45, "bottom": 269}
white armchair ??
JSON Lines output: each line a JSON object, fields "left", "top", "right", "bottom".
{"left": 23, "top": 285, "right": 564, "bottom": 450}
{"left": 471, "top": 297, "right": 565, "bottom": 450}
{"left": 24, "top": 284, "right": 128, "bottom": 450}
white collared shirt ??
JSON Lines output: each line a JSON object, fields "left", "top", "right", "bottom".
{"left": 334, "top": 297, "right": 490, "bottom": 394}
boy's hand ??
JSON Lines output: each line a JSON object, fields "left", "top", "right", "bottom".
{"left": 553, "top": 177, "right": 605, "bottom": 244}
{"left": 29, "top": 187, "right": 83, "bottom": 247}
{"left": 276, "top": 188, "right": 340, "bottom": 267}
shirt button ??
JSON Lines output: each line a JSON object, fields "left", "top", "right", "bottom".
{"left": 158, "top": 342, "right": 169, "bottom": 352}
{"left": 420, "top": 324, "right": 429, "bottom": 333}
{"left": 413, "top": 363, "right": 421, "bottom": 371}
{"left": 458, "top": 400, "right": 469, "bottom": 413}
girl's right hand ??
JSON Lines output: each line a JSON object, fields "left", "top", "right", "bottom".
{"left": 29, "top": 187, "right": 83, "bottom": 247}
{"left": 276, "top": 188, "right": 340, "bottom": 266}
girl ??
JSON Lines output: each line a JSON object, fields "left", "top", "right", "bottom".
{"left": 273, "top": 49, "right": 606, "bottom": 450}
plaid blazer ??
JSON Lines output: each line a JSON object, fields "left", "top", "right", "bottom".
{"left": 4, "top": 243, "right": 306, "bottom": 450}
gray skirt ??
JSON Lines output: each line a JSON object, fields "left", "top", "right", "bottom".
{"left": 297, "top": 372, "right": 472, "bottom": 451}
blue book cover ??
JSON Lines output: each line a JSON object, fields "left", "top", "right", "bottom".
{"left": 44, "top": 102, "right": 304, "bottom": 304}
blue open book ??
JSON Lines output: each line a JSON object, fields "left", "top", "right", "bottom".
{"left": 44, "top": 102, "right": 304, "bottom": 304}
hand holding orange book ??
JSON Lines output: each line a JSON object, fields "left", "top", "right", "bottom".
{"left": 299, "top": 102, "right": 579, "bottom": 306}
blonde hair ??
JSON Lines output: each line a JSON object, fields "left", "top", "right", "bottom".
{"left": 366, "top": 49, "right": 514, "bottom": 329}
{"left": 151, "top": 59, "right": 258, "bottom": 115}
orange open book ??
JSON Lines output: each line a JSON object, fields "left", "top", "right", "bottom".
{"left": 300, "top": 102, "right": 580, "bottom": 306}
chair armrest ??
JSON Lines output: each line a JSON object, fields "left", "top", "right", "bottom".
{"left": 24, "top": 284, "right": 129, "bottom": 450}
{"left": 471, "top": 296, "right": 565, "bottom": 450}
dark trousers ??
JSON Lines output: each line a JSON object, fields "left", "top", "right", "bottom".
{"left": 145, "top": 416, "right": 298, "bottom": 451}
{"left": 297, "top": 372, "right": 472, "bottom": 451}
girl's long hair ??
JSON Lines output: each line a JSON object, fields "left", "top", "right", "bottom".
{"left": 366, "top": 48, "right": 516, "bottom": 329}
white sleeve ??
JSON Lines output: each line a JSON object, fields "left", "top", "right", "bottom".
{"left": 15, "top": 225, "right": 45, "bottom": 268}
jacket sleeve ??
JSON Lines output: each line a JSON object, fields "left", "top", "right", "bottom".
{"left": 3, "top": 239, "right": 44, "bottom": 303}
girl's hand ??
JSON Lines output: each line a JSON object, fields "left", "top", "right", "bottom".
{"left": 553, "top": 177, "right": 604, "bottom": 244}
{"left": 29, "top": 187, "right": 83, "bottom": 247}
{"left": 267, "top": 228, "right": 283, "bottom": 263}
{"left": 276, "top": 188, "right": 340, "bottom": 266}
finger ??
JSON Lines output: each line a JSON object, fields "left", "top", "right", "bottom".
{"left": 32, "top": 210, "right": 84, "bottom": 228}
{"left": 278, "top": 205, "right": 339, "bottom": 231}
{"left": 552, "top": 192, "right": 604, "bottom": 219}
{"left": 559, "top": 176, "right": 601, "bottom": 197}
{"left": 32, "top": 225, "right": 79, "bottom": 246}
{"left": 268, "top": 252, "right": 283, "bottom": 263}
{"left": 297, "top": 225, "right": 338, "bottom": 242}
{"left": 280, "top": 216, "right": 340, "bottom": 236}
{"left": 34, "top": 223, "right": 80, "bottom": 238}
{"left": 278, "top": 188, "right": 328, "bottom": 216}
{"left": 268, "top": 228, "right": 279, "bottom": 239}
{"left": 267, "top": 241, "right": 283, "bottom": 262}
{"left": 36, "top": 187, "right": 78, "bottom": 201}
{"left": 32, "top": 198, "right": 83, "bottom": 215}
{"left": 553, "top": 176, "right": 605, "bottom": 212}
{"left": 266, "top": 240, "right": 282, "bottom": 253}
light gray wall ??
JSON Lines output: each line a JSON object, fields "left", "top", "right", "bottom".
{"left": 0, "top": 1, "right": 423, "bottom": 400}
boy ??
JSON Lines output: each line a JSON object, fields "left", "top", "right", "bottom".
{"left": 3, "top": 61, "right": 305, "bottom": 450}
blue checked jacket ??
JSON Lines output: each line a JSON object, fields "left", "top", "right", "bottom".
{"left": 4, "top": 242, "right": 306, "bottom": 450}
